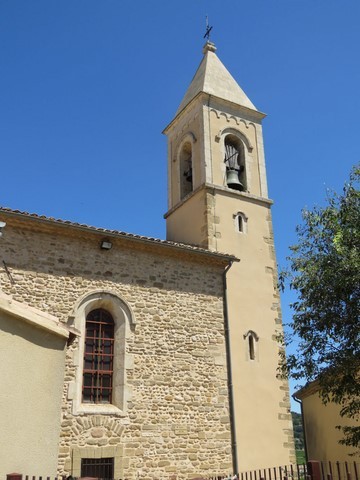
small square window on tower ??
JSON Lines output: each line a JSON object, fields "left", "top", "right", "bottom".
{"left": 243, "top": 330, "right": 259, "bottom": 361}
{"left": 234, "top": 212, "right": 248, "bottom": 234}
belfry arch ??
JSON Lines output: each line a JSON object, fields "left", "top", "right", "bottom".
{"left": 223, "top": 133, "right": 247, "bottom": 192}
{"left": 179, "top": 140, "right": 193, "bottom": 199}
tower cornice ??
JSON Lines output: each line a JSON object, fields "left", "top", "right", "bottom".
{"left": 164, "top": 183, "right": 273, "bottom": 220}
{"left": 163, "top": 92, "right": 266, "bottom": 135}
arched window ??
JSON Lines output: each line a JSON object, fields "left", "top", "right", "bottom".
{"left": 180, "top": 141, "right": 193, "bottom": 199}
{"left": 224, "top": 134, "right": 246, "bottom": 192}
{"left": 83, "top": 308, "right": 115, "bottom": 404}
{"left": 243, "top": 330, "right": 259, "bottom": 361}
{"left": 234, "top": 211, "right": 248, "bottom": 234}
{"left": 70, "top": 291, "right": 135, "bottom": 415}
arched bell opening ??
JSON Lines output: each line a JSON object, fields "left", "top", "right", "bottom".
{"left": 224, "top": 134, "right": 246, "bottom": 192}
{"left": 180, "top": 141, "right": 193, "bottom": 200}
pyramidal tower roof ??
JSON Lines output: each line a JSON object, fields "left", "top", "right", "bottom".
{"left": 176, "top": 42, "right": 258, "bottom": 115}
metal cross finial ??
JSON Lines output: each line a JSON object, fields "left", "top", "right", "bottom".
{"left": 203, "top": 15, "right": 213, "bottom": 40}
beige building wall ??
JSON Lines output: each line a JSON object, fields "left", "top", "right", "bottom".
{"left": 166, "top": 188, "right": 209, "bottom": 248}
{"left": 214, "top": 194, "right": 293, "bottom": 469}
{"left": 299, "top": 388, "right": 358, "bottom": 462}
{"left": 0, "top": 212, "right": 233, "bottom": 480}
{"left": 0, "top": 307, "right": 67, "bottom": 477}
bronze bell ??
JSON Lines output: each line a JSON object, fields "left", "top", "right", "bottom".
{"left": 184, "top": 167, "right": 192, "bottom": 182}
{"left": 226, "top": 169, "right": 244, "bottom": 191}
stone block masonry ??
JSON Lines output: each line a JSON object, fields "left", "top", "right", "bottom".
{"left": 0, "top": 214, "right": 233, "bottom": 480}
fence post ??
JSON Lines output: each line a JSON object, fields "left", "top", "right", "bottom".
{"left": 307, "top": 461, "right": 322, "bottom": 480}
{"left": 7, "top": 474, "right": 23, "bottom": 480}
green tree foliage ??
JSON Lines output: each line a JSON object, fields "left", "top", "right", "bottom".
{"left": 283, "top": 165, "right": 360, "bottom": 449}
{"left": 291, "top": 411, "right": 305, "bottom": 451}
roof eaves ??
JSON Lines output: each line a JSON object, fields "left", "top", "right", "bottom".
{"left": 0, "top": 207, "right": 238, "bottom": 264}
{"left": 293, "top": 380, "right": 320, "bottom": 400}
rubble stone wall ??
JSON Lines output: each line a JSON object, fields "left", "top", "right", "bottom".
{"left": 0, "top": 217, "right": 232, "bottom": 480}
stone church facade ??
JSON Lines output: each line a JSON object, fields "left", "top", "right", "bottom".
{"left": 0, "top": 41, "right": 295, "bottom": 479}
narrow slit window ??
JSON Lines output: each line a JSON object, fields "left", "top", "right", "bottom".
{"left": 234, "top": 212, "right": 247, "bottom": 234}
{"left": 249, "top": 335, "right": 255, "bottom": 360}
{"left": 244, "top": 330, "right": 259, "bottom": 361}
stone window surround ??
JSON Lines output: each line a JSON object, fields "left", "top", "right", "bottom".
{"left": 233, "top": 211, "right": 248, "bottom": 234}
{"left": 68, "top": 290, "right": 135, "bottom": 416}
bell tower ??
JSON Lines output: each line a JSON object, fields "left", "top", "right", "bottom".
{"left": 164, "top": 42, "right": 295, "bottom": 470}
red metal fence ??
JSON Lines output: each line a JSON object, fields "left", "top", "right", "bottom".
{"left": 5, "top": 461, "right": 360, "bottom": 480}
{"left": 311, "top": 461, "right": 359, "bottom": 480}
{"left": 238, "top": 463, "right": 307, "bottom": 480}
{"left": 236, "top": 461, "right": 359, "bottom": 480}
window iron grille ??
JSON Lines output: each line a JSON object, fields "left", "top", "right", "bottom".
{"left": 81, "top": 457, "right": 114, "bottom": 479}
{"left": 82, "top": 308, "right": 115, "bottom": 404}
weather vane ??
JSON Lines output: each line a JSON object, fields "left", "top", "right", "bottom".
{"left": 203, "top": 15, "right": 213, "bottom": 40}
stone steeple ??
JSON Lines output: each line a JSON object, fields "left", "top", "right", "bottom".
{"left": 164, "top": 41, "right": 296, "bottom": 471}
{"left": 176, "top": 42, "right": 258, "bottom": 116}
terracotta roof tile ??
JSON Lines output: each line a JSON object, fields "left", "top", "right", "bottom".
{"left": 0, "top": 206, "right": 238, "bottom": 262}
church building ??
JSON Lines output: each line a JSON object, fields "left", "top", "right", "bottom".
{"left": 0, "top": 41, "right": 295, "bottom": 479}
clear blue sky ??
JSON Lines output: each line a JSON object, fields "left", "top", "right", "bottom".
{"left": 1, "top": 1, "right": 359, "bottom": 411}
